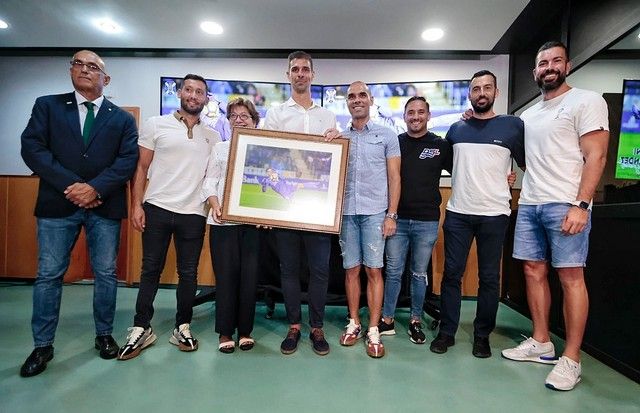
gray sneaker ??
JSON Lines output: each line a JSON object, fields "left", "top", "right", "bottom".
{"left": 117, "top": 327, "right": 157, "bottom": 360}
{"left": 501, "top": 336, "right": 557, "bottom": 364}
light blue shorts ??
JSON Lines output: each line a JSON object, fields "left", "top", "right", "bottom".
{"left": 339, "top": 212, "right": 386, "bottom": 269}
{"left": 513, "top": 203, "right": 591, "bottom": 268}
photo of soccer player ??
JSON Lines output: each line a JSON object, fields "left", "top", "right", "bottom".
{"left": 238, "top": 144, "right": 333, "bottom": 212}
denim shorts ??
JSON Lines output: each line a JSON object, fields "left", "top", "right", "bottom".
{"left": 339, "top": 212, "right": 386, "bottom": 269}
{"left": 513, "top": 203, "right": 591, "bottom": 268}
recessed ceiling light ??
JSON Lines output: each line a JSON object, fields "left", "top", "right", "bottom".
{"left": 94, "top": 18, "right": 122, "bottom": 34}
{"left": 0, "top": 19, "right": 9, "bottom": 29}
{"left": 200, "top": 21, "right": 223, "bottom": 35}
{"left": 421, "top": 28, "right": 444, "bottom": 42}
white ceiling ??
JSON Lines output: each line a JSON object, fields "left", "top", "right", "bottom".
{"left": 0, "top": 0, "right": 530, "bottom": 51}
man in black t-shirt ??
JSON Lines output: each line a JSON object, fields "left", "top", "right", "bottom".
{"left": 378, "top": 96, "right": 452, "bottom": 344}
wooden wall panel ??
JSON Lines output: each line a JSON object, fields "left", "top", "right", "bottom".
{"left": 0, "top": 178, "right": 7, "bottom": 276}
{"left": 126, "top": 223, "right": 215, "bottom": 286}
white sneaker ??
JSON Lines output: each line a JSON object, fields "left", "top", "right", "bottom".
{"left": 117, "top": 326, "right": 157, "bottom": 360}
{"left": 545, "top": 356, "right": 582, "bottom": 391}
{"left": 169, "top": 323, "right": 199, "bottom": 352}
{"left": 501, "top": 336, "right": 557, "bottom": 364}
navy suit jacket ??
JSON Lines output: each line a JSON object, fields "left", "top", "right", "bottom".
{"left": 21, "top": 92, "right": 139, "bottom": 220}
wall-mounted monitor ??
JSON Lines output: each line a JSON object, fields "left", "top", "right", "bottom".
{"left": 614, "top": 79, "right": 640, "bottom": 180}
{"left": 160, "top": 77, "right": 323, "bottom": 135}
{"left": 322, "top": 80, "right": 470, "bottom": 136}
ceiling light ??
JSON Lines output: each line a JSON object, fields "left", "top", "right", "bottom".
{"left": 421, "top": 28, "right": 444, "bottom": 42}
{"left": 94, "top": 18, "right": 122, "bottom": 34}
{"left": 0, "top": 19, "right": 8, "bottom": 29}
{"left": 200, "top": 21, "right": 223, "bottom": 35}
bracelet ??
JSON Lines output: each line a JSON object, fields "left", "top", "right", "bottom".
{"left": 385, "top": 212, "right": 398, "bottom": 220}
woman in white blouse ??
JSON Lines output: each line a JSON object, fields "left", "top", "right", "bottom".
{"left": 202, "top": 97, "right": 261, "bottom": 353}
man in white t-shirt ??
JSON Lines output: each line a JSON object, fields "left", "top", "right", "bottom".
{"left": 117, "top": 74, "right": 219, "bottom": 360}
{"left": 502, "top": 41, "right": 609, "bottom": 391}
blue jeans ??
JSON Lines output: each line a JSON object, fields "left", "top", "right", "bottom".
{"left": 339, "top": 212, "right": 386, "bottom": 269}
{"left": 513, "top": 203, "right": 591, "bottom": 267}
{"left": 32, "top": 210, "right": 121, "bottom": 347}
{"left": 134, "top": 203, "right": 206, "bottom": 329}
{"left": 383, "top": 219, "right": 439, "bottom": 320}
{"left": 439, "top": 211, "right": 509, "bottom": 338}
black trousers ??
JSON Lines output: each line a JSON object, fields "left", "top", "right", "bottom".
{"left": 134, "top": 203, "right": 206, "bottom": 329}
{"left": 274, "top": 229, "right": 331, "bottom": 329}
{"left": 439, "top": 210, "right": 509, "bottom": 338}
{"left": 210, "top": 224, "right": 260, "bottom": 337}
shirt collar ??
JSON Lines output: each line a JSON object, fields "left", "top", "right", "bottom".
{"left": 173, "top": 110, "right": 201, "bottom": 139}
{"left": 285, "top": 96, "right": 319, "bottom": 110}
{"left": 75, "top": 91, "right": 104, "bottom": 110}
{"left": 347, "top": 119, "right": 374, "bottom": 132}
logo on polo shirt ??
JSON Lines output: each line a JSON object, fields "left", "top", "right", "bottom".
{"left": 419, "top": 148, "right": 440, "bottom": 159}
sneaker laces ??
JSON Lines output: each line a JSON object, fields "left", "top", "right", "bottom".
{"left": 515, "top": 334, "right": 535, "bottom": 349}
{"left": 367, "top": 329, "right": 381, "bottom": 345}
{"left": 311, "top": 329, "right": 325, "bottom": 341}
{"left": 410, "top": 321, "right": 423, "bottom": 333}
{"left": 286, "top": 328, "right": 300, "bottom": 339}
{"left": 553, "top": 357, "right": 577, "bottom": 378}
{"left": 344, "top": 320, "right": 360, "bottom": 335}
{"left": 125, "top": 327, "right": 144, "bottom": 345}
{"left": 178, "top": 324, "right": 193, "bottom": 340}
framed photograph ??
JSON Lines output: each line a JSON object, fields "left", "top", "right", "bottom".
{"left": 221, "top": 127, "right": 350, "bottom": 234}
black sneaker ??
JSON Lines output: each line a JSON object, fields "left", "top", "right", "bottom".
{"left": 309, "top": 329, "right": 330, "bottom": 356}
{"left": 280, "top": 328, "right": 301, "bottom": 355}
{"left": 407, "top": 320, "right": 426, "bottom": 344}
{"left": 429, "top": 333, "right": 455, "bottom": 354}
{"left": 472, "top": 335, "right": 492, "bottom": 358}
{"left": 378, "top": 319, "right": 396, "bottom": 336}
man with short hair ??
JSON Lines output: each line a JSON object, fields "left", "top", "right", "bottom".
{"left": 430, "top": 70, "right": 525, "bottom": 358}
{"left": 337, "top": 81, "right": 401, "bottom": 358}
{"left": 117, "top": 74, "right": 219, "bottom": 360}
{"left": 264, "top": 51, "right": 336, "bottom": 356}
{"left": 502, "top": 41, "right": 609, "bottom": 391}
{"left": 379, "top": 96, "right": 452, "bottom": 344}
{"left": 20, "top": 50, "right": 139, "bottom": 377}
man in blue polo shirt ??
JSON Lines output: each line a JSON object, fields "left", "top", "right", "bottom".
{"left": 337, "top": 81, "right": 401, "bottom": 358}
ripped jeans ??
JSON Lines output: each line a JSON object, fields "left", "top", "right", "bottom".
{"left": 382, "top": 219, "right": 439, "bottom": 320}
{"left": 339, "top": 212, "right": 386, "bottom": 269}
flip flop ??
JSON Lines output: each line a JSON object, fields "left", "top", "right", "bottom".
{"left": 238, "top": 337, "right": 255, "bottom": 351}
{"left": 218, "top": 340, "right": 235, "bottom": 354}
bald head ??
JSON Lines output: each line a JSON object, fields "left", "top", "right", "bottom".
{"left": 70, "top": 49, "right": 110, "bottom": 101}
{"left": 346, "top": 81, "right": 373, "bottom": 124}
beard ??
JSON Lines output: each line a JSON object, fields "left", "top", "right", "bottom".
{"left": 180, "top": 99, "right": 205, "bottom": 116}
{"left": 470, "top": 96, "right": 494, "bottom": 114}
{"left": 536, "top": 69, "right": 566, "bottom": 91}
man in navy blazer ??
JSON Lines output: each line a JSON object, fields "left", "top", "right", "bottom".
{"left": 19, "top": 50, "right": 138, "bottom": 377}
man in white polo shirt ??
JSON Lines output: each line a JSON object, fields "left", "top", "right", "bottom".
{"left": 117, "top": 74, "right": 219, "bottom": 360}
{"left": 263, "top": 51, "right": 336, "bottom": 356}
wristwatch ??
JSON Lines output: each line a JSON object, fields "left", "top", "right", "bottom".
{"left": 385, "top": 212, "right": 398, "bottom": 220}
{"left": 572, "top": 200, "right": 589, "bottom": 210}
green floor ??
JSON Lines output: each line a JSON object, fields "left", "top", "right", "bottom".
{"left": 0, "top": 283, "right": 638, "bottom": 413}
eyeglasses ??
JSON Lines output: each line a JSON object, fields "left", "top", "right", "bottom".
{"left": 229, "top": 113, "right": 251, "bottom": 121}
{"left": 70, "top": 59, "right": 106, "bottom": 74}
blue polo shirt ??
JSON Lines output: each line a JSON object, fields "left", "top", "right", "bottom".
{"left": 342, "top": 120, "right": 400, "bottom": 215}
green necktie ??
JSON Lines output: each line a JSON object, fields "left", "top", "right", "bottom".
{"left": 82, "top": 101, "right": 95, "bottom": 144}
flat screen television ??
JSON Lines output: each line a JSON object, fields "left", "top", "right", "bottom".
{"left": 321, "top": 80, "right": 470, "bottom": 136}
{"left": 614, "top": 79, "right": 640, "bottom": 180}
{"left": 161, "top": 77, "right": 323, "bottom": 139}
